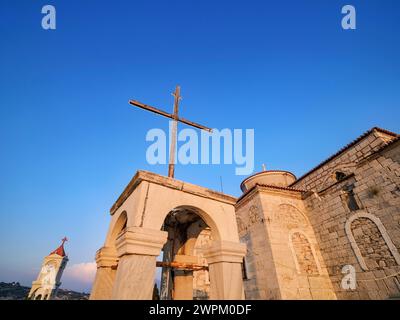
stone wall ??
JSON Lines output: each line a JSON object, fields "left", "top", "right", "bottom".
{"left": 300, "top": 139, "right": 400, "bottom": 299}
{"left": 236, "top": 186, "right": 335, "bottom": 300}
{"left": 235, "top": 191, "right": 276, "bottom": 299}
{"left": 350, "top": 217, "right": 397, "bottom": 269}
{"left": 258, "top": 189, "right": 335, "bottom": 300}
{"left": 235, "top": 129, "right": 400, "bottom": 300}
{"left": 293, "top": 129, "right": 396, "bottom": 192}
{"left": 291, "top": 232, "right": 319, "bottom": 275}
{"left": 192, "top": 228, "right": 212, "bottom": 300}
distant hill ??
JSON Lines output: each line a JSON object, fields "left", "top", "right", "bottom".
{"left": 0, "top": 282, "right": 89, "bottom": 300}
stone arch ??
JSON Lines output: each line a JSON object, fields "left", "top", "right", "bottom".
{"left": 31, "top": 287, "right": 46, "bottom": 300}
{"left": 144, "top": 204, "right": 223, "bottom": 242}
{"left": 345, "top": 212, "right": 400, "bottom": 271}
{"left": 319, "top": 162, "right": 356, "bottom": 190}
{"left": 108, "top": 174, "right": 241, "bottom": 244}
{"left": 90, "top": 211, "right": 127, "bottom": 300}
{"left": 30, "top": 288, "right": 39, "bottom": 300}
{"left": 162, "top": 206, "right": 211, "bottom": 256}
{"left": 150, "top": 202, "right": 244, "bottom": 300}
{"left": 275, "top": 204, "right": 309, "bottom": 229}
{"left": 159, "top": 206, "right": 214, "bottom": 300}
{"left": 288, "top": 229, "right": 322, "bottom": 275}
{"left": 184, "top": 218, "right": 211, "bottom": 257}
{"left": 92, "top": 172, "right": 245, "bottom": 300}
{"left": 105, "top": 210, "right": 127, "bottom": 247}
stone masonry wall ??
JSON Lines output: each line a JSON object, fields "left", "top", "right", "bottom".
{"left": 236, "top": 188, "right": 336, "bottom": 300}
{"left": 257, "top": 190, "right": 335, "bottom": 300}
{"left": 291, "top": 232, "right": 320, "bottom": 275}
{"left": 351, "top": 217, "right": 397, "bottom": 269}
{"left": 235, "top": 192, "right": 278, "bottom": 299}
{"left": 192, "top": 228, "right": 212, "bottom": 300}
{"left": 293, "top": 130, "right": 395, "bottom": 192}
{"left": 301, "top": 140, "right": 400, "bottom": 299}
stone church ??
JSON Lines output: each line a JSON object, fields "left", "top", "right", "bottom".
{"left": 90, "top": 127, "right": 400, "bottom": 300}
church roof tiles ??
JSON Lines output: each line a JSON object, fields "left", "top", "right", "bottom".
{"left": 50, "top": 237, "right": 68, "bottom": 257}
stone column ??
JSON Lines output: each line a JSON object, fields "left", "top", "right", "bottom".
{"left": 173, "top": 270, "right": 193, "bottom": 300}
{"left": 90, "top": 246, "right": 119, "bottom": 300}
{"left": 111, "top": 227, "right": 168, "bottom": 300}
{"left": 204, "top": 241, "right": 247, "bottom": 300}
{"left": 172, "top": 255, "right": 198, "bottom": 300}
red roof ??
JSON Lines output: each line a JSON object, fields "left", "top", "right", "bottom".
{"left": 50, "top": 237, "right": 68, "bottom": 257}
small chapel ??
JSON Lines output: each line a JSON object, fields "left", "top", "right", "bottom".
{"left": 90, "top": 126, "right": 400, "bottom": 300}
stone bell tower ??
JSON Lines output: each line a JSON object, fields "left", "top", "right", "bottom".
{"left": 28, "top": 238, "right": 69, "bottom": 300}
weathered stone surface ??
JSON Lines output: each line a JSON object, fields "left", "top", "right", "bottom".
{"left": 92, "top": 171, "right": 245, "bottom": 300}
{"left": 291, "top": 129, "right": 400, "bottom": 300}
{"left": 90, "top": 128, "right": 400, "bottom": 300}
{"left": 112, "top": 254, "right": 158, "bottom": 300}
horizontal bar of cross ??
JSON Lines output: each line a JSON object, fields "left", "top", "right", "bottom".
{"left": 129, "top": 99, "right": 213, "bottom": 132}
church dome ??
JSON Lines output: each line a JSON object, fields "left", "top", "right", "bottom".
{"left": 240, "top": 170, "right": 296, "bottom": 193}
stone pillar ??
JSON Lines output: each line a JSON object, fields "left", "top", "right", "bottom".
{"left": 172, "top": 255, "right": 198, "bottom": 300}
{"left": 111, "top": 227, "right": 168, "bottom": 300}
{"left": 173, "top": 270, "right": 193, "bottom": 300}
{"left": 90, "top": 247, "right": 119, "bottom": 300}
{"left": 204, "top": 241, "right": 247, "bottom": 300}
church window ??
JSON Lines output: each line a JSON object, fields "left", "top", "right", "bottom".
{"left": 335, "top": 171, "right": 346, "bottom": 181}
{"left": 291, "top": 232, "right": 319, "bottom": 275}
{"left": 342, "top": 184, "right": 360, "bottom": 211}
{"left": 351, "top": 217, "right": 398, "bottom": 270}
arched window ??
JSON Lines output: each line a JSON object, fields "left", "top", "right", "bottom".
{"left": 335, "top": 171, "right": 346, "bottom": 181}
{"left": 342, "top": 184, "right": 360, "bottom": 212}
{"left": 289, "top": 231, "right": 320, "bottom": 275}
{"left": 345, "top": 212, "right": 400, "bottom": 271}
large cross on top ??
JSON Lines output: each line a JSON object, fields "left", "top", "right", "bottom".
{"left": 129, "top": 86, "right": 212, "bottom": 178}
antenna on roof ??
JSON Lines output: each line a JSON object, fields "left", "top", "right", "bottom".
{"left": 220, "top": 176, "right": 224, "bottom": 193}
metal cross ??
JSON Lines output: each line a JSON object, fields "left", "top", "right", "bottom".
{"left": 129, "top": 85, "right": 212, "bottom": 178}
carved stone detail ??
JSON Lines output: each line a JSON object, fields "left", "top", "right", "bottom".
{"left": 273, "top": 204, "right": 308, "bottom": 229}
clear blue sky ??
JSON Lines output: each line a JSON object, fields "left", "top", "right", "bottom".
{"left": 0, "top": 0, "right": 399, "bottom": 292}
